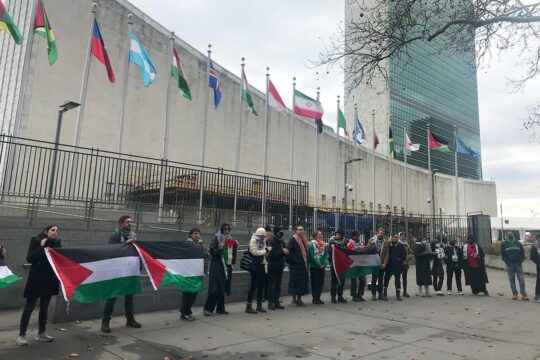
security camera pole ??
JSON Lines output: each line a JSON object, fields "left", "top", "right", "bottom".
{"left": 344, "top": 158, "right": 363, "bottom": 233}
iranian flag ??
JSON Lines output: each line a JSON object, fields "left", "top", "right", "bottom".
{"left": 0, "top": 265, "right": 21, "bottom": 289}
{"left": 294, "top": 89, "right": 323, "bottom": 120}
{"left": 242, "top": 70, "right": 258, "bottom": 115}
{"left": 332, "top": 245, "right": 381, "bottom": 279}
{"left": 133, "top": 241, "right": 204, "bottom": 293}
{"left": 172, "top": 47, "right": 191, "bottom": 100}
{"left": 34, "top": 0, "right": 58, "bottom": 65}
{"left": 0, "top": 1, "right": 22, "bottom": 45}
{"left": 429, "top": 131, "right": 450, "bottom": 152}
{"left": 268, "top": 79, "right": 287, "bottom": 113}
{"left": 45, "top": 244, "right": 141, "bottom": 303}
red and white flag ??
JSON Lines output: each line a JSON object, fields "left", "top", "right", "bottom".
{"left": 268, "top": 79, "right": 287, "bottom": 113}
{"left": 405, "top": 132, "right": 420, "bottom": 151}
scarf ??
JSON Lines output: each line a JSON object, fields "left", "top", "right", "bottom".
{"left": 215, "top": 231, "right": 233, "bottom": 278}
{"left": 504, "top": 233, "right": 518, "bottom": 246}
{"left": 294, "top": 233, "right": 309, "bottom": 266}
{"left": 311, "top": 239, "right": 326, "bottom": 259}
{"left": 118, "top": 227, "right": 135, "bottom": 242}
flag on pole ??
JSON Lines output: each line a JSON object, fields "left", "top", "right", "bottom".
{"left": 0, "top": 1, "right": 22, "bottom": 44}
{"left": 352, "top": 109, "right": 366, "bottom": 145}
{"left": 34, "top": 0, "right": 58, "bottom": 65}
{"left": 91, "top": 20, "right": 115, "bottom": 83}
{"left": 171, "top": 47, "right": 191, "bottom": 100}
{"left": 242, "top": 70, "right": 258, "bottom": 115}
{"left": 208, "top": 59, "right": 221, "bottom": 108}
{"left": 374, "top": 133, "right": 379, "bottom": 149}
{"left": 429, "top": 131, "right": 450, "bottom": 152}
{"left": 389, "top": 127, "right": 395, "bottom": 158}
{"left": 129, "top": 31, "right": 157, "bottom": 87}
{"left": 0, "top": 265, "right": 21, "bottom": 289}
{"left": 294, "top": 89, "right": 324, "bottom": 134}
{"left": 332, "top": 245, "right": 381, "bottom": 279}
{"left": 405, "top": 132, "right": 420, "bottom": 151}
{"left": 456, "top": 137, "right": 479, "bottom": 157}
{"left": 338, "top": 109, "right": 349, "bottom": 137}
{"left": 268, "top": 80, "right": 287, "bottom": 113}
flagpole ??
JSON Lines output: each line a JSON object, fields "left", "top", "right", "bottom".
{"left": 427, "top": 123, "right": 434, "bottom": 241}
{"left": 262, "top": 67, "right": 270, "bottom": 221}
{"left": 354, "top": 101, "right": 359, "bottom": 232}
{"left": 199, "top": 44, "right": 211, "bottom": 222}
{"left": 233, "top": 58, "right": 245, "bottom": 226}
{"left": 404, "top": 120, "right": 409, "bottom": 235}
{"left": 454, "top": 125, "right": 459, "bottom": 219}
{"left": 335, "top": 95, "right": 340, "bottom": 231}
{"left": 371, "top": 109, "right": 376, "bottom": 236}
{"left": 389, "top": 118, "right": 393, "bottom": 236}
{"left": 314, "top": 87, "right": 320, "bottom": 231}
{"left": 289, "top": 77, "right": 296, "bottom": 230}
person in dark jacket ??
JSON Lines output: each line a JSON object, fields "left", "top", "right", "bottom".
{"left": 308, "top": 230, "right": 328, "bottom": 304}
{"left": 347, "top": 231, "right": 366, "bottom": 302}
{"left": 399, "top": 233, "right": 413, "bottom": 297}
{"left": 17, "top": 225, "right": 61, "bottom": 346}
{"left": 180, "top": 227, "right": 207, "bottom": 321}
{"left": 431, "top": 242, "right": 445, "bottom": 295}
{"left": 245, "top": 228, "right": 271, "bottom": 314}
{"left": 530, "top": 234, "right": 540, "bottom": 301}
{"left": 203, "top": 223, "right": 237, "bottom": 316}
{"left": 462, "top": 235, "right": 489, "bottom": 296}
{"left": 101, "top": 215, "right": 142, "bottom": 333}
{"left": 381, "top": 234, "right": 407, "bottom": 301}
{"left": 444, "top": 239, "right": 464, "bottom": 295}
{"left": 414, "top": 237, "right": 433, "bottom": 297}
{"left": 501, "top": 231, "right": 528, "bottom": 300}
{"left": 369, "top": 229, "right": 386, "bottom": 300}
{"left": 267, "top": 227, "right": 288, "bottom": 310}
{"left": 287, "top": 225, "right": 310, "bottom": 306}
{"left": 328, "top": 229, "right": 348, "bottom": 303}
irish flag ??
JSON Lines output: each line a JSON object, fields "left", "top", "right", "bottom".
{"left": 45, "top": 244, "right": 141, "bottom": 303}
{"left": 0, "top": 265, "right": 21, "bottom": 289}
{"left": 429, "top": 131, "right": 450, "bottom": 152}
{"left": 294, "top": 89, "right": 323, "bottom": 120}
{"left": 0, "top": 1, "right": 22, "bottom": 45}
{"left": 242, "top": 70, "right": 258, "bottom": 115}
{"left": 268, "top": 79, "right": 287, "bottom": 113}
{"left": 332, "top": 245, "right": 381, "bottom": 279}
{"left": 172, "top": 47, "right": 191, "bottom": 100}
{"left": 35, "top": 0, "right": 58, "bottom": 65}
{"left": 134, "top": 241, "right": 204, "bottom": 293}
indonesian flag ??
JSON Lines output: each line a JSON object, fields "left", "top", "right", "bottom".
{"left": 294, "top": 89, "right": 324, "bottom": 120}
{"left": 0, "top": 265, "right": 21, "bottom": 289}
{"left": 405, "top": 132, "right": 420, "bottom": 151}
{"left": 332, "top": 245, "right": 381, "bottom": 279}
{"left": 133, "top": 241, "right": 204, "bottom": 293}
{"left": 45, "top": 244, "right": 141, "bottom": 303}
{"left": 268, "top": 80, "right": 287, "bottom": 113}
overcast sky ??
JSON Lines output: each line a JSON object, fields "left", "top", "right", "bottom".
{"left": 130, "top": 0, "right": 539, "bottom": 218}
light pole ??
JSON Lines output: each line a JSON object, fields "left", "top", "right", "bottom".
{"left": 430, "top": 169, "right": 439, "bottom": 240}
{"left": 344, "top": 158, "right": 363, "bottom": 233}
{"left": 47, "top": 101, "right": 80, "bottom": 204}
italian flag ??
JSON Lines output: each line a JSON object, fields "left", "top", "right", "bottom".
{"left": 34, "top": 0, "right": 58, "bottom": 65}
{"left": 242, "top": 70, "right": 258, "bottom": 115}
{"left": 45, "top": 244, "right": 141, "bottom": 303}
{"left": 332, "top": 245, "right": 381, "bottom": 279}
{"left": 268, "top": 79, "right": 287, "bottom": 113}
{"left": 0, "top": 265, "right": 21, "bottom": 289}
{"left": 294, "top": 89, "right": 323, "bottom": 120}
{"left": 134, "top": 241, "right": 204, "bottom": 293}
{"left": 429, "top": 131, "right": 450, "bottom": 152}
{"left": 172, "top": 47, "right": 191, "bottom": 100}
{"left": 338, "top": 109, "right": 349, "bottom": 137}
{"left": 0, "top": 1, "right": 21, "bottom": 44}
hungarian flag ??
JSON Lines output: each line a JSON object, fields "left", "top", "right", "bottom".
{"left": 0, "top": 265, "right": 21, "bottom": 289}
{"left": 268, "top": 80, "right": 287, "bottom": 113}
{"left": 429, "top": 131, "right": 450, "bottom": 152}
{"left": 389, "top": 127, "right": 395, "bottom": 158}
{"left": 133, "top": 241, "right": 204, "bottom": 293}
{"left": 45, "top": 244, "right": 141, "bottom": 303}
{"left": 338, "top": 108, "right": 349, "bottom": 138}
{"left": 332, "top": 245, "right": 381, "bottom": 279}
{"left": 0, "top": 1, "right": 22, "bottom": 44}
{"left": 405, "top": 132, "right": 420, "bottom": 152}
{"left": 34, "top": 0, "right": 58, "bottom": 65}
{"left": 242, "top": 70, "right": 258, "bottom": 115}
{"left": 91, "top": 19, "right": 115, "bottom": 83}
{"left": 172, "top": 47, "right": 191, "bottom": 100}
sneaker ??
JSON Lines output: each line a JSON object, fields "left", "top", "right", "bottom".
{"left": 416, "top": 291, "right": 422, "bottom": 297}
{"left": 458, "top": 292, "right": 464, "bottom": 296}
{"left": 436, "top": 291, "right": 444, "bottom": 296}
{"left": 296, "top": 299, "right": 305, "bottom": 306}
{"left": 512, "top": 293, "right": 518, "bottom": 300}
{"left": 180, "top": 314, "right": 195, "bottom": 322}
{"left": 16, "top": 335, "right": 28, "bottom": 346}
{"left": 203, "top": 310, "right": 212, "bottom": 316}
{"left": 101, "top": 320, "right": 111, "bottom": 333}
{"left": 522, "top": 294, "right": 530, "bottom": 301}
{"left": 447, "top": 290, "right": 453, "bottom": 295}
{"left": 35, "top": 333, "right": 54, "bottom": 342}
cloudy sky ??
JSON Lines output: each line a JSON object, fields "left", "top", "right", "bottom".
{"left": 130, "top": 0, "right": 539, "bottom": 218}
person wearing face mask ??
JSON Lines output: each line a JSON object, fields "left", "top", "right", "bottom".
{"left": 462, "top": 235, "right": 489, "bottom": 296}
{"left": 414, "top": 237, "right": 433, "bottom": 297}
{"left": 368, "top": 228, "right": 386, "bottom": 301}
{"left": 381, "top": 234, "right": 407, "bottom": 301}
{"left": 444, "top": 239, "right": 464, "bottom": 295}
{"left": 399, "top": 233, "right": 413, "bottom": 298}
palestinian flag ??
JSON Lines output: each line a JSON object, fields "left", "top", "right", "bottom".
{"left": 45, "top": 244, "right": 141, "bottom": 303}
{"left": 332, "top": 245, "right": 381, "bottom": 279}
{"left": 222, "top": 239, "right": 237, "bottom": 266}
{"left": 172, "top": 47, "right": 191, "bottom": 100}
{"left": 242, "top": 70, "right": 258, "bottom": 115}
{"left": 133, "top": 241, "right": 204, "bottom": 293}
{"left": 429, "top": 131, "right": 450, "bottom": 152}
{"left": 34, "top": 0, "right": 58, "bottom": 65}
{"left": 0, "top": 1, "right": 22, "bottom": 44}
{"left": 0, "top": 265, "right": 22, "bottom": 289}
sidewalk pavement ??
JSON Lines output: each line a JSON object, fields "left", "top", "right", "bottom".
{"left": 1, "top": 267, "right": 540, "bottom": 360}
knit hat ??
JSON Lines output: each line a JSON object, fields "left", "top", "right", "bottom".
{"left": 255, "top": 227, "right": 266, "bottom": 236}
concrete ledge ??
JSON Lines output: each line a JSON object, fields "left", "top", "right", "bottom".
{"left": 484, "top": 254, "right": 538, "bottom": 276}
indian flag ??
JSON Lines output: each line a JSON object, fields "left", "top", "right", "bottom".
{"left": 332, "top": 245, "right": 381, "bottom": 279}
{"left": 134, "top": 241, "right": 204, "bottom": 293}
{"left": 45, "top": 244, "right": 141, "bottom": 303}
{"left": 294, "top": 89, "right": 323, "bottom": 120}
{"left": 172, "top": 47, "right": 191, "bottom": 100}
{"left": 0, "top": 1, "right": 22, "bottom": 45}
{"left": 0, "top": 265, "right": 21, "bottom": 289}
{"left": 242, "top": 70, "right": 258, "bottom": 115}
{"left": 34, "top": 0, "right": 58, "bottom": 65}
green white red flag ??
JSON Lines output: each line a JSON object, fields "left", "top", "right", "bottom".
{"left": 332, "top": 245, "right": 381, "bottom": 279}
{"left": 171, "top": 47, "right": 191, "bottom": 100}
{"left": 294, "top": 89, "right": 324, "bottom": 120}
{"left": 0, "top": 265, "right": 21, "bottom": 289}
{"left": 242, "top": 70, "right": 258, "bottom": 115}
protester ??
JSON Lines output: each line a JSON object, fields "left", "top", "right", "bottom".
{"left": 432, "top": 242, "right": 445, "bottom": 295}
{"left": 267, "top": 226, "right": 288, "bottom": 310}
{"left": 17, "top": 225, "right": 61, "bottom": 346}
{"left": 262, "top": 225, "right": 273, "bottom": 302}
{"left": 204, "top": 223, "right": 237, "bottom": 316}
{"left": 0, "top": 245, "right": 5, "bottom": 258}
{"left": 347, "top": 231, "right": 366, "bottom": 302}
{"left": 444, "top": 238, "right": 464, "bottom": 295}
{"left": 101, "top": 216, "right": 142, "bottom": 333}
{"left": 369, "top": 228, "right": 386, "bottom": 301}
{"left": 414, "top": 237, "right": 433, "bottom": 297}
{"left": 287, "top": 225, "right": 310, "bottom": 306}
{"left": 328, "top": 229, "right": 347, "bottom": 303}
{"left": 245, "top": 228, "right": 271, "bottom": 314}
{"left": 399, "top": 233, "right": 413, "bottom": 297}
{"left": 462, "top": 235, "right": 489, "bottom": 296}
{"left": 180, "top": 227, "right": 207, "bottom": 321}
{"left": 381, "top": 234, "right": 406, "bottom": 301}
{"left": 308, "top": 230, "right": 328, "bottom": 304}
{"left": 501, "top": 231, "right": 528, "bottom": 300}
{"left": 530, "top": 234, "right": 540, "bottom": 301}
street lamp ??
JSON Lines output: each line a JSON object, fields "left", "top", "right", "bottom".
{"left": 430, "top": 169, "right": 439, "bottom": 241}
{"left": 344, "top": 158, "right": 363, "bottom": 233}
{"left": 47, "top": 101, "right": 81, "bottom": 204}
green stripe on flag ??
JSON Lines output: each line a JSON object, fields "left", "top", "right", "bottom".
{"left": 342, "top": 266, "right": 380, "bottom": 280}
{"left": 161, "top": 272, "right": 203, "bottom": 293}
{"left": 70, "top": 276, "right": 141, "bottom": 303}
{"left": 0, "top": 274, "right": 22, "bottom": 289}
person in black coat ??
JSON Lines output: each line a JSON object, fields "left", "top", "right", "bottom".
{"left": 287, "top": 225, "right": 310, "bottom": 306}
{"left": 530, "top": 234, "right": 540, "bottom": 301}
{"left": 180, "top": 227, "right": 207, "bottom": 321}
{"left": 414, "top": 237, "right": 433, "bottom": 297}
{"left": 17, "top": 225, "right": 61, "bottom": 346}
{"left": 444, "top": 239, "right": 464, "bottom": 295}
{"left": 462, "top": 235, "right": 489, "bottom": 296}
{"left": 267, "top": 227, "right": 288, "bottom": 310}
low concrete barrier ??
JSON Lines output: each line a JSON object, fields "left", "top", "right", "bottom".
{"left": 484, "top": 254, "right": 538, "bottom": 276}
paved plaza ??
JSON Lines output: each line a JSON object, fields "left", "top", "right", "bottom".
{"left": 0, "top": 267, "right": 539, "bottom": 360}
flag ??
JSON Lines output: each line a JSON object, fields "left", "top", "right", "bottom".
{"left": 129, "top": 31, "right": 156, "bottom": 87}
{"left": 91, "top": 20, "right": 115, "bottom": 83}
{"left": 34, "top": 0, "right": 58, "bottom": 65}
{"left": 0, "top": 265, "right": 21, "bottom": 289}
{"left": 133, "top": 241, "right": 204, "bottom": 293}
{"left": 0, "top": 1, "right": 21, "bottom": 44}
{"left": 429, "top": 131, "right": 450, "bottom": 152}
{"left": 352, "top": 109, "right": 366, "bottom": 145}
{"left": 45, "top": 244, "right": 141, "bottom": 303}
{"left": 171, "top": 47, "right": 191, "bottom": 100}
{"left": 456, "top": 137, "right": 479, "bottom": 157}
{"left": 389, "top": 127, "right": 395, "bottom": 158}
{"left": 242, "top": 70, "right": 258, "bottom": 115}
{"left": 268, "top": 80, "right": 287, "bottom": 113}
{"left": 374, "top": 133, "right": 379, "bottom": 149}
{"left": 208, "top": 59, "right": 221, "bottom": 108}
{"left": 294, "top": 90, "right": 324, "bottom": 134}
{"left": 405, "top": 132, "right": 420, "bottom": 151}
{"left": 338, "top": 109, "right": 349, "bottom": 137}
{"left": 332, "top": 245, "right": 380, "bottom": 280}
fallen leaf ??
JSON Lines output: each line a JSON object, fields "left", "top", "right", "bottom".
{"left": 86, "top": 345, "right": 94, "bottom": 352}
{"left": 56, "top": 327, "right": 67, "bottom": 331}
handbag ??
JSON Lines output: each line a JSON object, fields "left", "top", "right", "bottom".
{"left": 240, "top": 249, "right": 254, "bottom": 272}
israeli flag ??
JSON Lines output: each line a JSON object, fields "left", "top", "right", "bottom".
{"left": 352, "top": 109, "right": 366, "bottom": 145}
{"left": 129, "top": 31, "right": 157, "bottom": 87}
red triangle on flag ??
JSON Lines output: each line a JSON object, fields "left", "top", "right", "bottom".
{"left": 46, "top": 248, "right": 93, "bottom": 300}
{"left": 332, "top": 245, "right": 353, "bottom": 278}
{"left": 374, "top": 135, "right": 380, "bottom": 149}
{"left": 133, "top": 243, "right": 167, "bottom": 290}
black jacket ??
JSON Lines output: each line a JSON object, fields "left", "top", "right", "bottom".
{"left": 501, "top": 241, "right": 525, "bottom": 264}
{"left": 287, "top": 237, "right": 309, "bottom": 296}
{"left": 385, "top": 242, "right": 406, "bottom": 270}
{"left": 531, "top": 246, "right": 540, "bottom": 269}
{"left": 268, "top": 235, "right": 286, "bottom": 271}
{"left": 23, "top": 236, "right": 62, "bottom": 299}
{"left": 444, "top": 245, "right": 463, "bottom": 268}
{"left": 109, "top": 229, "right": 138, "bottom": 244}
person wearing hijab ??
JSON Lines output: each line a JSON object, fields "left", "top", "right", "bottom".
{"left": 245, "top": 227, "right": 272, "bottom": 314}
{"left": 501, "top": 231, "right": 528, "bottom": 300}
{"left": 287, "top": 225, "right": 310, "bottom": 306}
{"left": 414, "top": 237, "right": 433, "bottom": 297}
{"left": 462, "top": 235, "right": 489, "bottom": 296}
{"left": 530, "top": 233, "right": 540, "bottom": 301}
{"left": 308, "top": 230, "right": 328, "bottom": 304}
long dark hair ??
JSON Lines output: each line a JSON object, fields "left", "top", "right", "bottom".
{"left": 37, "top": 224, "right": 59, "bottom": 241}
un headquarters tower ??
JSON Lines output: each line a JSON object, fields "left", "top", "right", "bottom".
{"left": 346, "top": 0, "right": 482, "bottom": 181}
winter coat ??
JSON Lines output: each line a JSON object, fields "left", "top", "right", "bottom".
{"left": 531, "top": 246, "right": 540, "bottom": 271}
{"left": 23, "top": 236, "right": 62, "bottom": 299}
{"left": 207, "top": 235, "right": 231, "bottom": 296}
{"left": 308, "top": 242, "right": 328, "bottom": 269}
{"left": 108, "top": 229, "right": 138, "bottom": 244}
{"left": 382, "top": 241, "right": 406, "bottom": 271}
{"left": 444, "top": 245, "right": 463, "bottom": 269}
{"left": 414, "top": 242, "right": 433, "bottom": 285}
{"left": 501, "top": 241, "right": 525, "bottom": 264}
{"left": 287, "top": 237, "right": 309, "bottom": 296}
{"left": 249, "top": 234, "right": 268, "bottom": 267}
{"left": 462, "top": 243, "right": 489, "bottom": 286}
{"left": 400, "top": 241, "right": 413, "bottom": 269}
{"left": 268, "top": 235, "right": 286, "bottom": 271}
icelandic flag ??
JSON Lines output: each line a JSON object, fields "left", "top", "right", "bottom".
{"left": 129, "top": 31, "right": 156, "bottom": 87}
{"left": 352, "top": 109, "right": 366, "bottom": 145}
{"left": 91, "top": 20, "right": 115, "bottom": 83}
{"left": 456, "top": 137, "right": 479, "bottom": 157}
{"left": 208, "top": 59, "right": 221, "bottom": 108}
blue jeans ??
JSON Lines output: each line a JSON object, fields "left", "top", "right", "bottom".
{"left": 506, "top": 262, "right": 526, "bottom": 295}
